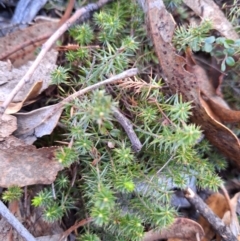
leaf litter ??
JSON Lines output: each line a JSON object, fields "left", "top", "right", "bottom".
{"left": 0, "top": 49, "right": 57, "bottom": 111}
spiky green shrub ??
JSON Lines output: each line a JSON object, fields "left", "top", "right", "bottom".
{"left": 29, "top": 1, "right": 229, "bottom": 240}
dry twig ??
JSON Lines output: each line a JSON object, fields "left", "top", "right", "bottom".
{"left": 60, "top": 68, "right": 138, "bottom": 106}
{"left": 112, "top": 106, "right": 142, "bottom": 152}
{"left": 0, "top": 200, "right": 36, "bottom": 241}
{"left": 184, "top": 187, "right": 238, "bottom": 241}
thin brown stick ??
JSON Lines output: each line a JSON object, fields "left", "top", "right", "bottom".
{"left": 59, "top": 68, "right": 138, "bottom": 106}
{"left": 112, "top": 106, "right": 142, "bottom": 152}
{"left": 184, "top": 187, "right": 238, "bottom": 241}
{"left": 59, "top": 217, "right": 93, "bottom": 241}
{"left": 0, "top": 0, "right": 113, "bottom": 118}
{"left": 58, "top": 0, "right": 76, "bottom": 26}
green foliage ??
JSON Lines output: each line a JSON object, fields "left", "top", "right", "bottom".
{"left": 69, "top": 23, "right": 94, "bottom": 45}
{"left": 32, "top": 0, "right": 227, "bottom": 239}
{"left": 224, "top": 0, "right": 240, "bottom": 33}
{"left": 54, "top": 85, "right": 222, "bottom": 239}
{"left": 32, "top": 189, "right": 53, "bottom": 207}
{"left": 77, "top": 233, "right": 101, "bottom": 241}
{"left": 65, "top": 0, "right": 148, "bottom": 84}
{"left": 56, "top": 146, "right": 78, "bottom": 167}
{"left": 32, "top": 172, "right": 76, "bottom": 223}
{"left": 51, "top": 66, "right": 69, "bottom": 85}
{"left": 2, "top": 186, "right": 23, "bottom": 202}
{"left": 173, "top": 20, "right": 212, "bottom": 52}
{"left": 173, "top": 20, "right": 240, "bottom": 71}
{"left": 164, "top": 0, "right": 183, "bottom": 9}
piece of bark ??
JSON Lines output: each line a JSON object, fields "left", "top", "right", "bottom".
{"left": 0, "top": 136, "right": 63, "bottom": 187}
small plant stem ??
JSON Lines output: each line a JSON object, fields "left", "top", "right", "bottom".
{"left": 0, "top": 200, "right": 36, "bottom": 241}
{"left": 112, "top": 106, "right": 142, "bottom": 152}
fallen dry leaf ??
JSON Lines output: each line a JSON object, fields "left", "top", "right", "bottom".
{"left": 185, "top": 48, "right": 226, "bottom": 102}
{"left": 0, "top": 136, "right": 62, "bottom": 187}
{"left": 198, "top": 190, "right": 240, "bottom": 241}
{"left": 142, "top": 218, "right": 204, "bottom": 241}
{"left": 0, "top": 50, "right": 57, "bottom": 102}
{"left": 222, "top": 192, "right": 240, "bottom": 238}
{"left": 36, "top": 234, "right": 67, "bottom": 241}
{"left": 202, "top": 95, "right": 240, "bottom": 124}
{"left": 0, "top": 50, "right": 57, "bottom": 114}
{"left": 14, "top": 104, "right": 62, "bottom": 144}
{"left": 13, "top": 68, "right": 138, "bottom": 144}
{"left": 4, "top": 81, "right": 43, "bottom": 115}
{"left": 167, "top": 239, "right": 185, "bottom": 241}
{"left": 146, "top": 0, "right": 240, "bottom": 169}
{"left": 0, "top": 21, "right": 58, "bottom": 67}
{"left": 198, "top": 193, "right": 229, "bottom": 241}
{"left": 0, "top": 0, "right": 74, "bottom": 67}
{"left": 185, "top": 48, "right": 240, "bottom": 124}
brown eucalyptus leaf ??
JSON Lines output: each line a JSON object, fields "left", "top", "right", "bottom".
{"left": 0, "top": 114, "right": 17, "bottom": 140}
{"left": 4, "top": 81, "right": 43, "bottom": 114}
{"left": 185, "top": 48, "right": 240, "bottom": 124}
{"left": 185, "top": 48, "right": 225, "bottom": 100}
{"left": 198, "top": 191, "right": 240, "bottom": 241}
{"left": 203, "top": 95, "right": 240, "bottom": 124}
{"left": 0, "top": 21, "right": 58, "bottom": 67}
{"left": 0, "top": 136, "right": 63, "bottom": 187}
{"left": 146, "top": 0, "right": 240, "bottom": 169}
{"left": 167, "top": 239, "right": 183, "bottom": 241}
{"left": 167, "top": 239, "right": 184, "bottom": 241}
{"left": 14, "top": 104, "right": 63, "bottom": 144}
{"left": 142, "top": 218, "right": 204, "bottom": 241}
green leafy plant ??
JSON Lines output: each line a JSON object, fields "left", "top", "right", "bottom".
{"left": 173, "top": 19, "right": 240, "bottom": 72}
{"left": 51, "top": 66, "right": 70, "bottom": 85}
{"left": 173, "top": 20, "right": 213, "bottom": 52}
{"left": 30, "top": 0, "right": 228, "bottom": 240}
{"left": 32, "top": 172, "right": 76, "bottom": 223}
{"left": 2, "top": 186, "right": 23, "bottom": 202}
